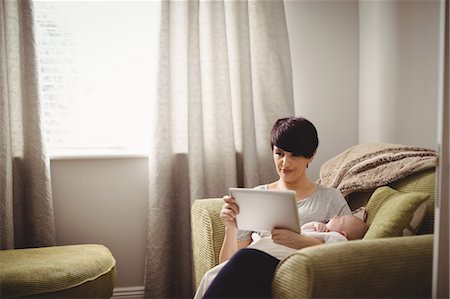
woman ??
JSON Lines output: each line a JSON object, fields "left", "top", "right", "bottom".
{"left": 200, "top": 117, "right": 352, "bottom": 298}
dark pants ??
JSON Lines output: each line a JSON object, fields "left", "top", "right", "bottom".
{"left": 203, "top": 248, "right": 280, "bottom": 299}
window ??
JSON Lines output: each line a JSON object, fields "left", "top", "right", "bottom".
{"left": 33, "top": 1, "right": 160, "bottom": 157}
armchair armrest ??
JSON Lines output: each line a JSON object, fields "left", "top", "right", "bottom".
{"left": 273, "top": 234, "right": 433, "bottom": 298}
{"left": 191, "top": 198, "right": 225, "bottom": 288}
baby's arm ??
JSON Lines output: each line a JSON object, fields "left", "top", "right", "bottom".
{"left": 301, "top": 221, "right": 329, "bottom": 232}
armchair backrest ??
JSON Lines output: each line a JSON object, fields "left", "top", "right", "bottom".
{"left": 347, "top": 168, "right": 436, "bottom": 235}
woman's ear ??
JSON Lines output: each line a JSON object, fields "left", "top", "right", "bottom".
{"left": 308, "top": 150, "right": 317, "bottom": 165}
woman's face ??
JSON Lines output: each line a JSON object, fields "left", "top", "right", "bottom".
{"left": 273, "top": 146, "right": 311, "bottom": 183}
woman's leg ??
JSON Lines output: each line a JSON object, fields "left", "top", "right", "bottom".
{"left": 202, "top": 248, "right": 280, "bottom": 298}
{"left": 194, "top": 261, "right": 228, "bottom": 299}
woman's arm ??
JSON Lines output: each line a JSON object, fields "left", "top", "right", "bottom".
{"left": 218, "top": 195, "right": 252, "bottom": 263}
{"left": 271, "top": 228, "right": 324, "bottom": 249}
{"left": 219, "top": 228, "right": 251, "bottom": 263}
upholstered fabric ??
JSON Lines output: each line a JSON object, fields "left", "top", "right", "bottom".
{"left": 364, "top": 187, "right": 429, "bottom": 239}
{"left": 346, "top": 168, "right": 435, "bottom": 235}
{"left": 191, "top": 198, "right": 225, "bottom": 288}
{"left": 273, "top": 235, "right": 433, "bottom": 298}
{"left": 389, "top": 169, "right": 435, "bottom": 235}
{"left": 0, "top": 244, "right": 116, "bottom": 298}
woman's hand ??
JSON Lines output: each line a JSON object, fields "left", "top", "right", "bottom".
{"left": 220, "top": 195, "right": 240, "bottom": 230}
{"left": 271, "top": 228, "right": 323, "bottom": 249}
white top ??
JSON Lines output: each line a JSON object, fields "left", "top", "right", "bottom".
{"left": 237, "top": 184, "right": 351, "bottom": 241}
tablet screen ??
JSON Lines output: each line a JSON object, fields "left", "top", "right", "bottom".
{"left": 229, "top": 188, "right": 301, "bottom": 233}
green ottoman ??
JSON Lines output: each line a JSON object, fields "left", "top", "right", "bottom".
{"left": 0, "top": 244, "right": 116, "bottom": 298}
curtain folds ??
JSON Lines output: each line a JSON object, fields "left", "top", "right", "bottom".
{"left": 0, "top": 0, "right": 55, "bottom": 249}
{"left": 144, "top": 1, "right": 294, "bottom": 297}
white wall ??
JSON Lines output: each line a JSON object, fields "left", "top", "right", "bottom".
{"left": 51, "top": 158, "right": 148, "bottom": 288}
{"left": 51, "top": 0, "right": 442, "bottom": 290}
{"left": 285, "top": 0, "right": 359, "bottom": 180}
{"left": 359, "top": 0, "right": 439, "bottom": 147}
{"left": 285, "top": 0, "right": 440, "bottom": 180}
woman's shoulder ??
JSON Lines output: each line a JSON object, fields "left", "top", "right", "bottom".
{"left": 315, "top": 184, "right": 345, "bottom": 199}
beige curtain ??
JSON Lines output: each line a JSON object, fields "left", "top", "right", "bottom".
{"left": 0, "top": 0, "right": 55, "bottom": 249}
{"left": 144, "top": 0, "right": 294, "bottom": 297}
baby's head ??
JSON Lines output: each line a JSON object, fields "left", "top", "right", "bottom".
{"left": 326, "top": 215, "right": 368, "bottom": 240}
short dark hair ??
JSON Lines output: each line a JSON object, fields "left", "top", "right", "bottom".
{"left": 270, "top": 117, "right": 319, "bottom": 158}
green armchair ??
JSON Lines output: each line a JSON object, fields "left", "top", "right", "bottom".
{"left": 191, "top": 168, "right": 435, "bottom": 298}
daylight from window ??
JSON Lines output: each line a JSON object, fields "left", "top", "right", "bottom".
{"left": 33, "top": 1, "right": 160, "bottom": 156}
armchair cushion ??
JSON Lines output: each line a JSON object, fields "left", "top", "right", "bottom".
{"left": 0, "top": 244, "right": 116, "bottom": 298}
{"left": 364, "top": 186, "right": 429, "bottom": 239}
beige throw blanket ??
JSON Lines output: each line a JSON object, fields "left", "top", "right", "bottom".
{"left": 318, "top": 143, "right": 437, "bottom": 197}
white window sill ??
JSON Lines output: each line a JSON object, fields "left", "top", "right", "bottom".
{"left": 49, "top": 148, "right": 149, "bottom": 160}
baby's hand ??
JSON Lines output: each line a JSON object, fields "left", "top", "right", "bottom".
{"left": 313, "top": 222, "right": 329, "bottom": 232}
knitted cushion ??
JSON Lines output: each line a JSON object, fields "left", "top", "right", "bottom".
{"left": 364, "top": 186, "right": 429, "bottom": 239}
{"left": 0, "top": 244, "right": 116, "bottom": 298}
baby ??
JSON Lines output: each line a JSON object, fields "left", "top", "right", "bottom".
{"left": 301, "top": 214, "right": 369, "bottom": 242}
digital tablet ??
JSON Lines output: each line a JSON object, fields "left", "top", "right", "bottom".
{"left": 229, "top": 188, "right": 301, "bottom": 233}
